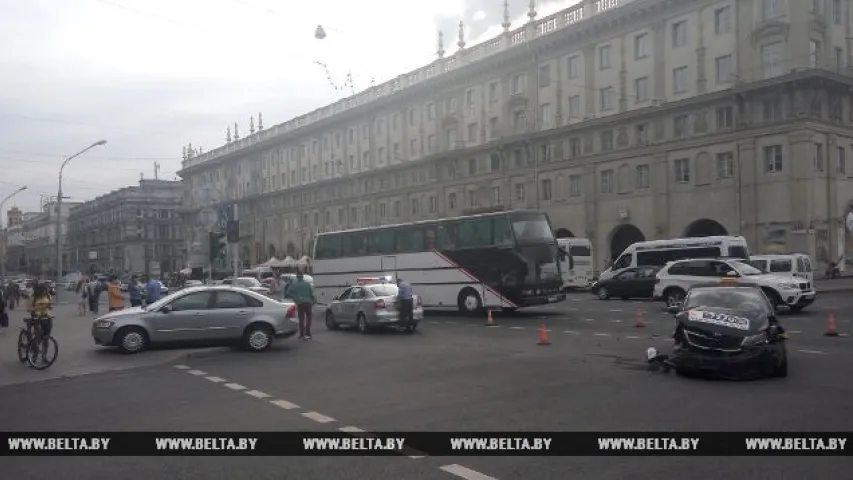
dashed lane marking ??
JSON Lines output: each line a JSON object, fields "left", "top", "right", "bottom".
{"left": 509, "top": 326, "right": 525, "bottom": 330}
{"left": 440, "top": 464, "right": 498, "bottom": 480}
{"left": 798, "top": 349, "right": 827, "bottom": 355}
{"left": 788, "top": 330, "right": 802, "bottom": 334}
{"left": 564, "top": 330, "right": 580, "bottom": 335}
{"left": 224, "top": 383, "right": 246, "bottom": 391}
{"left": 302, "top": 411, "right": 335, "bottom": 423}
{"left": 245, "top": 390, "right": 271, "bottom": 399}
{"left": 583, "top": 318, "right": 595, "bottom": 322}
{"left": 446, "top": 321, "right": 458, "bottom": 325}
{"left": 339, "top": 426, "right": 364, "bottom": 433}
{"left": 205, "top": 376, "right": 226, "bottom": 383}
{"left": 610, "top": 319, "right": 622, "bottom": 323}
{"left": 173, "top": 365, "right": 190, "bottom": 370}
{"left": 626, "top": 335, "right": 641, "bottom": 339}
{"left": 270, "top": 399, "right": 300, "bottom": 410}
{"left": 594, "top": 333, "right": 611, "bottom": 337}
{"left": 187, "top": 370, "right": 206, "bottom": 376}
{"left": 609, "top": 309, "right": 624, "bottom": 312}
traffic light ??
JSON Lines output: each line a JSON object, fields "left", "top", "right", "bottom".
{"left": 208, "top": 231, "right": 226, "bottom": 263}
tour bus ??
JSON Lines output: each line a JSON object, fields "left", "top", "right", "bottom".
{"left": 311, "top": 210, "right": 567, "bottom": 315}
{"left": 599, "top": 236, "right": 750, "bottom": 281}
{"left": 557, "top": 237, "right": 595, "bottom": 289}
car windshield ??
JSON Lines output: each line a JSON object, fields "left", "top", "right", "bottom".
{"left": 234, "top": 278, "right": 261, "bottom": 287}
{"left": 685, "top": 288, "right": 768, "bottom": 314}
{"left": 369, "top": 285, "right": 398, "bottom": 297}
{"left": 730, "top": 261, "right": 763, "bottom": 276}
{"left": 510, "top": 212, "right": 555, "bottom": 244}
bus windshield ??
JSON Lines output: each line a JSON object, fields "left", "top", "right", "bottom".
{"left": 516, "top": 244, "right": 562, "bottom": 283}
{"left": 510, "top": 213, "right": 555, "bottom": 243}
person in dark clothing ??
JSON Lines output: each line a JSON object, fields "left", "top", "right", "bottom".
{"left": 396, "top": 278, "right": 414, "bottom": 329}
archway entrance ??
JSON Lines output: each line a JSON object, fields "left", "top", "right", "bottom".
{"left": 609, "top": 224, "right": 645, "bottom": 261}
{"left": 684, "top": 219, "right": 728, "bottom": 238}
{"left": 555, "top": 228, "right": 575, "bottom": 238}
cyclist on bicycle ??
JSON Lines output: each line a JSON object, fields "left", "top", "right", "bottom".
{"left": 28, "top": 281, "right": 54, "bottom": 352}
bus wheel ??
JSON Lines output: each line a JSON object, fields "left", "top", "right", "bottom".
{"left": 458, "top": 288, "right": 483, "bottom": 316}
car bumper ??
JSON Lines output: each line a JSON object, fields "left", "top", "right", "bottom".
{"left": 777, "top": 289, "right": 816, "bottom": 307}
{"left": 669, "top": 342, "right": 785, "bottom": 379}
{"left": 274, "top": 329, "right": 298, "bottom": 339}
{"left": 370, "top": 310, "right": 424, "bottom": 325}
{"left": 92, "top": 327, "right": 116, "bottom": 346}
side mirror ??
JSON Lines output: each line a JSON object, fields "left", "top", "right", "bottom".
{"left": 725, "top": 271, "right": 740, "bottom": 277}
{"left": 666, "top": 305, "right": 681, "bottom": 314}
{"left": 158, "top": 305, "right": 172, "bottom": 314}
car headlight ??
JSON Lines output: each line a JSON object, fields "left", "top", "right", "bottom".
{"left": 741, "top": 333, "right": 767, "bottom": 347}
{"left": 776, "top": 283, "right": 797, "bottom": 289}
{"left": 94, "top": 320, "right": 114, "bottom": 329}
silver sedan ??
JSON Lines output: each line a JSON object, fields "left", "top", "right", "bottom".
{"left": 324, "top": 283, "right": 424, "bottom": 333}
{"left": 91, "top": 285, "right": 298, "bottom": 354}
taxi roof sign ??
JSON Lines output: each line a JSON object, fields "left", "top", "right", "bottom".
{"left": 355, "top": 276, "right": 393, "bottom": 285}
{"left": 719, "top": 277, "right": 739, "bottom": 285}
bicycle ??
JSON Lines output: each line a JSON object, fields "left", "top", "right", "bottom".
{"left": 18, "top": 316, "right": 58, "bottom": 370}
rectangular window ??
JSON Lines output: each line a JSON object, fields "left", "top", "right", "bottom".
{"left": 567, "top": 95, "right": 581, "bottom": 118}
{"left": 540, "top": 179, "right": 552, "bottom": 201}
{"left": 634, "top": 33, "right": 648, "bottom": 59}
{"left": 673, "top": 66, "right": 688, "bottom": 93}
{"left": 569, "top": 174, "right": 582, "bottom": 197}
{"left": 636, "top": 165, "right": 650, "bottom": 188}
{"left": 716, "top": 106, "right": 733, "bottom": 129}
{"left": 761, "top": 42, "right": 784, "bottom": 78}
{"left": 600, "top": 130, "right": 614, "bottom": 151}
{"left": 600, "top": 87, "right": 614, "bottom": 110}
{"left": 489, "top": 117, "right": 498, "bottom": 138}
{"left": 540, "top": 104, "right": 552, "bottom": 126}
{"left": 836, "top": 146, "right": 846, "bottom": 174}
{"left": 716, "top": 152, "right": 734, "bottom": 178}
{"left": 634, "top": 77, "right": 648, "bottom": 102}
{"left": 567, "top": 55, "right": 581, "bottom": 78}
{"left": 489, "top": 82, "right": 498, "bottom": 102}
{"left": 810, "top": 40, "right": 821, "bottom": 67}
{"left": 673, "top": 115, "right": 689, "bottom": 137}
{"left": 513, "top": 110, "right": 527, "bottom": 132}
{"left": 599, "top": 45, "right": 611, "bottom": 69}
{"left": 514, "top": 183, "right": 526, "bottom": 202}
{"left": 511, "top": 73, "right": 527, "bottom": 94}
{"left": 465, "top": 89, "right": 475, "bottom": 108}
{"left": 672, "top": 21, "right": 687, "bottom": 48}
{"left": 714, "top": 6, "right": 732, "bottom": 34}
{"left": 715, "top": 55, "right": 733, "bottom": 84}
{"left": 468, "top": 123, "right": 478, "bottom": 142}
{"left": 491, "top": 186, "right": 501, "bottom": 206}
{"left": 832, "top": 0, "right": 842, "bottom": 24}
{"left": 764, "top": 145, "right": 783, "bottom": 172}
{"left": 674, "top": 158, "right": 690, "bottom": 183}
{"left": 569, "top": 138, "right": 582, "bottom": 158}
{"left": 539, "top": 64, "right": 551, "bottom": 87}
{"left": 762, "top": 0, "right": 782, "bottom": 20}
{"left": 600, "top": 169, "right": 614, "bottom": 193}
{"left": 814, "top": 143, "right": 824, "bottom": 172}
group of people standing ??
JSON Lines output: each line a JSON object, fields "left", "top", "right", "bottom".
{"left": 75, "top": 275, "right": 164, "bottom": 315}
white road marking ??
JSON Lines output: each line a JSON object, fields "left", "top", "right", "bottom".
{"left": 245, "top": 390, "right": 271, "bottom": 399}
{"left": 440, "top": 464, "right": 497, "bottom": 480}
{"left": 583, "top": 318, "right": 595, "bottom": 322}
{"left": 205, "top": 376, "right": 226, "bottom": 383}
{"left": 408, "top": 455, "right": 425, "bottom": 459}
{"left": 609, "top": 309, "right": 624, "bottom": 312}
{"left": 564, "top": 330, "right": 580, "bottom": 335}
{"left": 839, "top": 333, "right": 850, "bottom": 337}
{"left": 173, "top": 365, "right": 191, "bottom": 370}
{"left": 626, "top": 335, "right": 641, "bottom": 339}
{"left": 270, "top": 399, "right": 300, "bottom": 410}
{"left": 446, "top": 321, "right": 458, "bottom": 325}
{"left": 594, "top": 333, "right": 610, "bottom": 337}
{"left": 509, "top": 326, "right": 525, "bottom": 330}
{"left": 610, "top": 319, "right": 622, "bottom": 323}
{"left": 339, "top": 426, "right": 364, "bottom": 433}
{"left": 224, "top": 383, "right": 246, "bottom": 391}
{"left": 788, "top": 330, "right": 802, "bottom": 334}
{"left": 302, "top": 411, "right": 335, "bottom": 423}
{"left": 798, "top": 349, "right": 827, "bottom": 355}
{"left": 566, "top": 307, "right": 578, "bottom": 311}
{"left": 187, "top": 370, "right": 206, "bottom": 376}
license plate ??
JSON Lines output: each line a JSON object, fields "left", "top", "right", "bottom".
{"left": 548, "top": 295, "right": 559, "bottom": 303}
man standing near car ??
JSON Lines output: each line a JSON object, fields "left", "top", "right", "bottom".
{"left": 396, "top": 277, "right": 414, "bottom": 330}
{"left": 288, "top": 272, "right": 315, "bottom": 340}
{"left": 145, "top": 276, "right": 162, "bottom": 306}
{"left": 128, "top": 275, "right": 143, "bottom": 307}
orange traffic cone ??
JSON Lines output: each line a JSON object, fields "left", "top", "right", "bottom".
{"left": 537, "top": 325, "right": 551, "bottom": 346}
{"left": 485, "top": 310, "right": 498, "bottom": 327}
{"left": 825, "top": 313, "right": 839, "bottom": 337}
{"left": 634, "top": 309, "right": 646, "bottom": 328}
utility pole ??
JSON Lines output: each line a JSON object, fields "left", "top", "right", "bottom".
{"left": 154, "top": 161, "right": 160, "bottom": 180}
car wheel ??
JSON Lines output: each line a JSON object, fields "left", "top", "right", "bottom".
{"left": 406, "top": 322, "right": 418, "bottom": 333}
{"left": 325, "top": 310, "right": 338, "bottom": 330}
{"left": 664, "top": 288, "right": 685, "bottom": 308}
{"left": 597, "top": 287, "right": 610, "bottom": 300}
{"left": 774, "top": 349, "right": 788, "bottom": 378}
{"left": 116, "top": 327, "right": 148, "bottom": 355}
{"left": 457, "top": 288, "right": 483, "bottom": 316}
{"left": 357, "top": 314, "right": 370, "bottom": 334}
{"left": 243, "top": 324, "right": 273, "bottom": 352}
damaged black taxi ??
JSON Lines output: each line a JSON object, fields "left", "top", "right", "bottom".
{"left": 662, "top": 281, "right": 788, "bottom": 379}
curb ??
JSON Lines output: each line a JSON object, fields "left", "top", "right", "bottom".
{"left": 176, "top": 347, "right": 233, "bottom": 361}
{"left": 819, "top": 285, "right": 853, "bottom": 294}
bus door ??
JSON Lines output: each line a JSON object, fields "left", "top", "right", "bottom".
{"left": 380, "top": 256, "right": 397, "bottom": 281}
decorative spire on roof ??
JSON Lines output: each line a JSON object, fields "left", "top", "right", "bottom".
{"left": 249, "top": 115, "right": 256, "bottom": 135}
{"left": 187, "top": 142, "right": 194, "bottom": 158}
{"left": 226, "top": 126, "right": 232, "bottom": 143}
{"left": 258, "top": 112, "right": 263, "bottom": 131}
{"left": 457, "top": 21, "right": 466, "bottom": 49}
{"left": 502, "top": 0, "right": 511, "bottom": 31}
{"left": 234, "top": 122, "right": 240, "bottom": 141}
{"left": 198, "top": 146, "right": 203, "bottom": 155}
{"left": 437, "top": 30, "right": 445, "bottom": 58}
{"left": 528, "top": 0, "right": 537, "bottom": 21}
{"left": 182, "top": 145, "right": 187, "bottom": 160}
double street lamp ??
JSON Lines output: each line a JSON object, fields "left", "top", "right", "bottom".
{"left": 0, "top": 185, "right": 28, "bottom": 281}
{"left": 55, "top": 140, "right": 107, "bottom": 280}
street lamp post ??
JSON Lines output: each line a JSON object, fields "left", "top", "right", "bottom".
{"left": 0, "top": 185, "right": 28, "bottom": 281}
{"left": 56, "top": 140, "right": 107, "bottom": 280}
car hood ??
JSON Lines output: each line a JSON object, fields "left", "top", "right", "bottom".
{"left": 677, "top": 307, "right": 768, "bottom": 336}
{"left": 743, "top": 273, "right": 800, "bottom": 285}
{"left": 97, "top": 306, "right": 146, "bottom": 321}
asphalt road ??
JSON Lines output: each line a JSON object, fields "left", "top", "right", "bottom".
{"left": 1, "top": 290, "right": 852, "bottom": 479}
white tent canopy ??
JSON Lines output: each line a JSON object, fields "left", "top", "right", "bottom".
{"left": 268, "top": 257, "right": 294, "bottom": 268}
{"left": 295, "top": 256, "right": 311, "bottom": 267}
{"left": 260, "top": 256, "right": 280, "bottom": 267}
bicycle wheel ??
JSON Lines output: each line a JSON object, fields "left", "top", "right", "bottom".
{"left": 17, "top": 329, "right": 30, "bottom": 363}
{"left": 26, "top": 336, "right": 58, "bottom": 370}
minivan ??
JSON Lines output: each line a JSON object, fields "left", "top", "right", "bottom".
{"left": 749, "top": 254, "right": 814, "bottom": 286}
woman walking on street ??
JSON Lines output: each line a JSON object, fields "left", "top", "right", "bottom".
{"left": 77, "top": 275, "right": 88, "bottom": 316}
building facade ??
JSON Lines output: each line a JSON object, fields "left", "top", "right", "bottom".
{"left": 66, "top": 179, "right": 185, "bottom": 276}
{"left": 177, "top": 0, "right": 853, "bottom": 269}
{"left": 3, "top": 202, "right": 81, "bottom": 275}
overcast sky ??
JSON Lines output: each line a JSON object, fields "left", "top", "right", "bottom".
{"left": 0, "top": 0, "right": 575, "bottom": 217}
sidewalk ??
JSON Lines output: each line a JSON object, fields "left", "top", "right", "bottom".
{"left": 815, "top": 275, "right": 853, "bottom": 293}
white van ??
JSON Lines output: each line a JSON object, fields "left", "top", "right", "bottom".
{"left": 601, "top": 236, "right": 750, "bottom": 281}
{"left": 557, "top": 237, "right": 594, "bottom": 289}
{"left": 750, "top": 254, "right": 814, "bottom": 286}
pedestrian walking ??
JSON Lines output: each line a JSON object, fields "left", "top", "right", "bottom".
{"left": 0, "top": 285, "right": 8, "bottom": 333}
{"left": 87, "top": 276, "right": 101, "bottom": 315}
{"left": 107, "top": 275, "right": 124, "bottom": 312}
{"left": 77, "top": 275, "right": 88, "bottom": 316}
{"left": 128, "top": 275, "right": 143, "bottom": 307}
{"left": 288, "top": 272, "right": 316, "bottom": 340}
{"left": 145, "top": 276, "right": 162, "bottom": 306}
{"left": 396, "top": 277, "right": 415, "bottom": 330}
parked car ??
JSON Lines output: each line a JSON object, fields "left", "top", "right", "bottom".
{"left": 591, "top": 266, "right": 660, "bottom": 300}
{"left": 222, "top": 277, "right": 270, "bottom": 295}
{"left": 324, "top": 281, "right": 423, "bottom": 333}
{"left": 91, "top": 285, "right": 298, "bottom": 354}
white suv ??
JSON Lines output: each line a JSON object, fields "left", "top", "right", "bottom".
{"left": 653, "top": 258, "right": 817, "bottom": 312}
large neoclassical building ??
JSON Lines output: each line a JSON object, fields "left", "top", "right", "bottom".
{"left": 178, "top": 0, "right": 853, "bottom": 270}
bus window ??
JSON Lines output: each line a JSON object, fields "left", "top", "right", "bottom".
{"left": 569, "top": 245, "right": 591, "bottom": 257}
{"left": 368, "top": 230, "right": 396, "bottom": 255}
{"left": 493, "top": 216, "right": 514, "bottom": 246}
{"left": 437, "top": 224, "right": 458, "bottom": 250}
{"left": 729, "top": 245, "right": 749, "bottom": 259}
{"left": 342, "top": 232, "right": 367, "bottom": 257}
{"left": 315, "top": 235, "right": 342, "bottom": 259}
{"left": 396, "top": 227, "right": 425, "bottom": 253}
{"left": 458, "top": 218, "right": 492, "bottom": 247}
